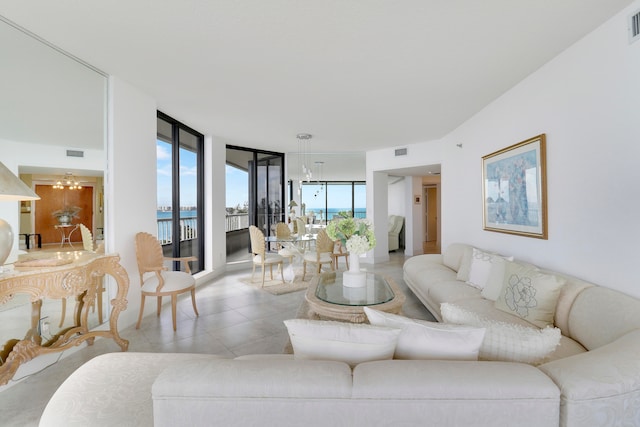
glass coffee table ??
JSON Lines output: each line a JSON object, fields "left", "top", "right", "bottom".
{"left": 305, "top": 271, "right": 405, "bottom": 323}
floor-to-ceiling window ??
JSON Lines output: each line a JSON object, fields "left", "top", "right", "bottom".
{"left": 157, "top": 112, "right": 204, "bottom": 273}
{"left": 298, "top": 181, "right": 366, "bottom": 222}
{"left": 226, "top": 146, "right": 284, "bottom": 262}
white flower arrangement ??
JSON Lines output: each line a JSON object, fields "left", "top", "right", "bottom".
{"left": 326, "top": 213, "right": 376, "bottom": 255}
{"left": 345, "top": 234, "right": 371, "bottom": 255}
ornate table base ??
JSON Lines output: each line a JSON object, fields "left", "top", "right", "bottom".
{"left": 0, "top": 252, "right": 129, "bottom": 386}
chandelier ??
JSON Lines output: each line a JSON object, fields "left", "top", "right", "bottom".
{"left": 297, "top": 133, "right": 312, "bottom": 196}
{"left": 53, "top": 173, "right": 82, "bottom": 190}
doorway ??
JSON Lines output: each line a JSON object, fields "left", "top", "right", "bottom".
{"left": 423, "top": 185, "right": 440, "bottom": 254}
{"left": 34, "top": 185, "right": 94, "bottom": 245}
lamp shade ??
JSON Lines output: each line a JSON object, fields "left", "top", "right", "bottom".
{"left": 0, "top": 161, "right": 40, "bottom": 267}
{"left": 288, "top": 200, "right": 298, "bottom": 208}
{"left": 0, "top": 161, "right": 40, "bottom": 200}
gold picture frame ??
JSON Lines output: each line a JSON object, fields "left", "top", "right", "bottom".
{"left": 482, "top": 134, "right": 547, "bottom": 239}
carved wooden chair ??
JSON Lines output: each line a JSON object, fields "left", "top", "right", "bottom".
{"left": 302, "top": 229, "right": 335, "bottom": 280}
{"left": 135, "top": 232, "right": 199, "bottom": 331}
{"left": 249, "top": 225, "right": 284, "bottom": 287}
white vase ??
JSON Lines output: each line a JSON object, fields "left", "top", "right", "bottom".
{"left": 343, "top": 253, "right": 366, "bottom": 287}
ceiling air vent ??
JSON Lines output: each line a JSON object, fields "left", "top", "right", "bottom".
{"left": 395, "top": 148, "right": 407, "bottom": 156}
{"left": 630, "top": 9, "right": 640, "bottom": 44}
{"left": 66, "top": 149, "right": 84, "bottom": 158}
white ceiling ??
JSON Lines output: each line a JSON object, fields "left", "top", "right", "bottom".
{"left": 0, "top": 0, "right": 633, "bottom": 158}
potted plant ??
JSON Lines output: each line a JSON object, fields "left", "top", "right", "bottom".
{"left": 326, "top": 212, "right": 376, "bottom": 287}
{"left": 52, "top": 206, "right": 81, "bottom": 225}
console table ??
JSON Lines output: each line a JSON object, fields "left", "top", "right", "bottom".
{"left": 0, "top": 252, "right": 129, "bottom": 386}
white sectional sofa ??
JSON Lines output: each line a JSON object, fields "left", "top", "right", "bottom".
{"left": 39, "top": 243, "right": 640, "bottom": 427}
{"left": 41, "top": 352, "right": 559, "bottom": 427}
{"left": 404, "top": 243, "right": 640, "bottom": 426}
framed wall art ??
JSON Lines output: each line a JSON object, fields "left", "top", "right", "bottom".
{"left": 482, "top": 134, "right": 547, "bottom": 239}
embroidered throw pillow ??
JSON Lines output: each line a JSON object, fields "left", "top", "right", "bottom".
{"left": 466, "top": 248, "right": 513, "bottom": 290}
{"left": 494, "top": 261, "right": 566, "bottom": 328}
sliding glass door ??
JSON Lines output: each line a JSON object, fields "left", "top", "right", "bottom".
{"left": 226, "top": 146, "right": 284, "bottom": 262}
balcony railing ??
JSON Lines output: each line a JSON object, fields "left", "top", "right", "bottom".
{"left": 157, "top": 216, "right": 198, "bottom": 245}
{"left": 158, "top": 210, "right": 368, "bottom": 244}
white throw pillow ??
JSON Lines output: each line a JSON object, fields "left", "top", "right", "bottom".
{"left": 455, "top": 246, "right": 474, "bottom": 281}
{"left": 481, "top": 257, "right": 509, "bottom": 301}
{"left": 283, "top": 319, "right": 401, "bottom": 367}
{"left": 364, "top": 307, "right": 485, "bottom": 361}
{"left": 494, "top": 261, "right": 566, "bottom": 328}
{"left": 466, "top": 248, "right": 513, "bottom": 290}
{"left": 441, "top": 303, "right": 561, "bottom": 365}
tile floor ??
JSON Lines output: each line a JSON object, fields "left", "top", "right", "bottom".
{"left": 0, "top": 251, "right": 434, "bottom": 426}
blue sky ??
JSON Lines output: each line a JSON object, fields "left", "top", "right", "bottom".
{"left": 157, "top": 140, "right": 198, "bottom": 207}
{"left": 226, "top": 165, "right": 249, "bottom": 208}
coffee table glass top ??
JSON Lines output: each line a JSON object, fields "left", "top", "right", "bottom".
{"left": 315, "top": 272, "right": 395, "bottom": 307}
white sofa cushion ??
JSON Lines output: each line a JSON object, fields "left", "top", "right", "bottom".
{"left": 494, "top": 261, "right": 565, "bottom": 328}
{"left": 364, "top": 307, "right": 485, "bottom": 360}
{"left": 466, "top": 248, "right": 513, "bottom": 290}
{"left": 284, "top": 319, "right": 401, "bottom": 366}
{"left": 442, "top": 303, "right": 561, "bottom": 365}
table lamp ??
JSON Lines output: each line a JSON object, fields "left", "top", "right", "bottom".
{"left": 0, "top": 161, "right": 40, "bottom": 266}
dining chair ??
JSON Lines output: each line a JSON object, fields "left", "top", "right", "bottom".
{"left": 249, "top": 225, "right": 285, "bottom": 286}
{"left": 275, "top": 222, "right": 296, "bottom": 263}
{"left": 134, "top": 232, "right": 199, "bottom": 331}
{"left": 331, "top": 239, "right": 350, "bottom": 270}
{"left": 302, "top": 229, "right": 335, "bottom": 280}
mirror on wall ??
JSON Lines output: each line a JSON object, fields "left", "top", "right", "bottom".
{"left": 0, "top": 16, "right": 109, "bottom": 362}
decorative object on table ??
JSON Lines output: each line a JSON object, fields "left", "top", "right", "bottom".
{"left": 482, "top": 134, "right": 547, "bottom": 239}
{"left": 0, "top": 161, "right": 40, "bottom": 268}
{"left": 326, "top": 212, "right": 376, "bottom": 287}
{"left": 51, "top": 205, "right": 81, "bottom": 225}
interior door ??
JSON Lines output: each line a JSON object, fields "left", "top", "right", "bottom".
{"left": 34, "top": 185, "right": 94, "bottom": 245}
{"left": 425, "top": 186, "right": 437, "bottom": 242}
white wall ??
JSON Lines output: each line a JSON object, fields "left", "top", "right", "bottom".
{"left": 368, "top": 1, "right": 640, "bottom": 298}
{"left": 387, "top": 178, "right": 405, "bottom": 216}
{"left": 107, "top": 76, "right": 158, "bottom": 327}
{"left": 385, "top": 2, "right": 640, "bottom": 298}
